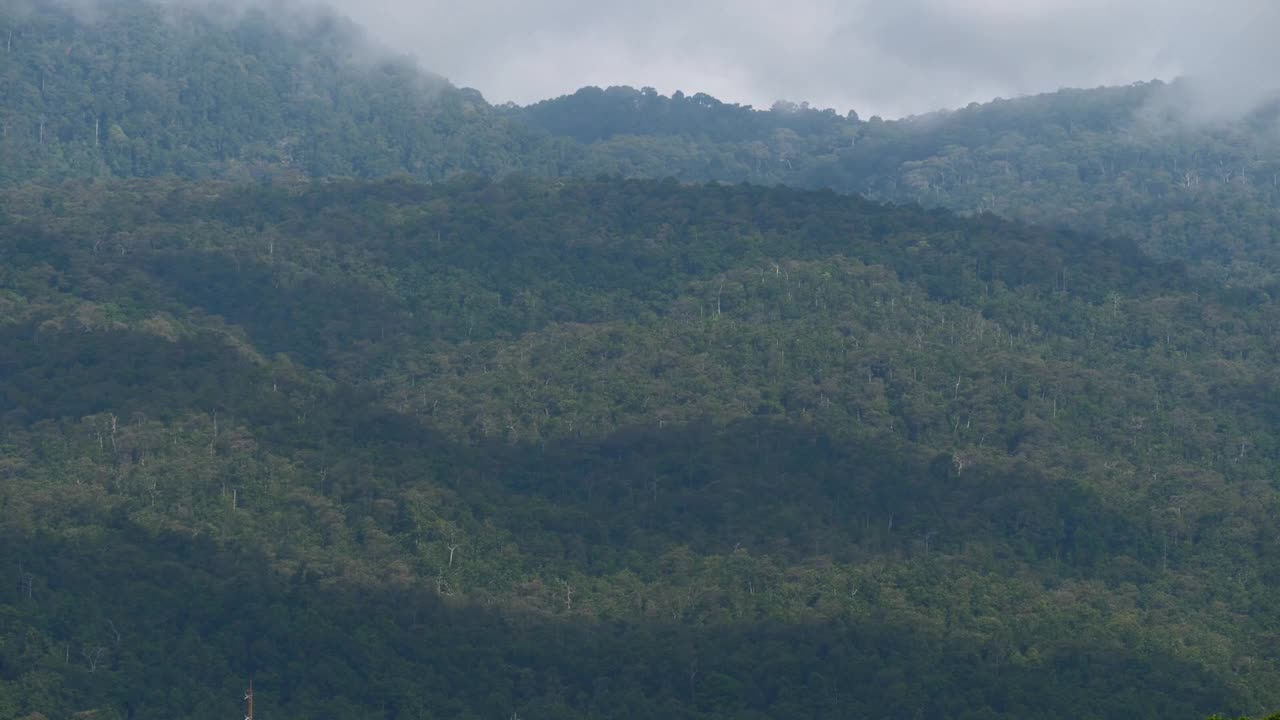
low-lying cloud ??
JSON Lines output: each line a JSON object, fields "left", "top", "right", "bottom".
{"left": 318, "top": 0, "right": 1275, "bottom": 119}
{"left": 21, "top": 0, "right": 1280, "bottom": 119}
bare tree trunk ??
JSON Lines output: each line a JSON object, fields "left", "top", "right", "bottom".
{"left": 82, "top": 645, "right": 106, "bottom": 673}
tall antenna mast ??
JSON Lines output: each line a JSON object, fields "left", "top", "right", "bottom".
{"left": 244, "top": 680, "right": 254, "bottom": 720}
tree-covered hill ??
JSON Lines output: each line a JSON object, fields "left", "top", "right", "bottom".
{"left": 9, "top": 0, "right": 1280, "bottom": 285}
{"left": 2, "top": 174, "right": 1280, "bottom": 718}
{"left": 6, "top": 2, "right": 1280, "bottom": 717}
{"left": 0, "top": 0, "right": 571, "bottom": 184}
{"left": 512, "top": 83, "right": 1280, "bottom": 281}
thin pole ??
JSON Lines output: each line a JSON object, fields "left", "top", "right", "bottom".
{"left": 245, "top": 680, "right": 254, "bottom": 720}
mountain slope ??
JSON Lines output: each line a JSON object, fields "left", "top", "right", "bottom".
{"left": 2, "top": 175, "right": 1279, "bottom": 718}
{"left": 9, "top": 0, "right": 1280, "bottom": 284}
{"left": 511, "top": 83, "right": 1280, "bottom": 280}
{"left": 4, "top": 2, "right": 1280, "bottom": 717}
{"left": 0, "top": 0, "right": 568, "bottom": 183}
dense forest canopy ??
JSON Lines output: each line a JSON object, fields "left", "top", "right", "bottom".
{"left": 509, "top": 82, "right": 1280, "bottom": 282}
{"left": 9, "top": 0, "right": 1280, "bottom": 284}
{"left": 0, "top": 0, "right": 572, "bottom": 182}
{"left": 3, "top": 174, "right": 1280, "bottom": 718}
{"left": 2, "top": 1, "right": 1280, "bottom": 719}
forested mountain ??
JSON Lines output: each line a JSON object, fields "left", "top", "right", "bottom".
{"left": 10, "top": 0, "right": 1280, "bottom": 287}
{"left": 512, "top": 83, "right": 1280, "bottom": 283}
{"left": 2, "top": 174, "right": 1280, "bottom": 719}
{"left": 4, "top": 1, "right": 1280, "bottom": 719}
{"left": 0, "top": 0, "right": 571, "bottom": 183}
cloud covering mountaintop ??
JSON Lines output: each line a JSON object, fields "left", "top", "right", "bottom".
{"left": 326, "top": 0, "right": 1275, "bottom": 118}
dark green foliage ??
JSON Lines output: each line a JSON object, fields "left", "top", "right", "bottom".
{"left": 513, "top": 82, "right": 1280, "bottom": 282}
{"left": 518, "top": 85, "right": 851, "bottom": 144}
{"left": 0, "top": 0, "right": 565, "bottom": 184}
{"left": 0, "top": 528, "right": 1242, "bottom": 720}
{"left": 4, "top": 2, "right": 1280, "bottom": 717}
{"left": 2, "top": 175, "right": 1280, "bottom": 717}
{"left": 9, "top": 0, "right": 1280, "bottom": 286}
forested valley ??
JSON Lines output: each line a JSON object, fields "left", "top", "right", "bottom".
{"left": 3, "top": 1, "right": 1280, "bottom": 719}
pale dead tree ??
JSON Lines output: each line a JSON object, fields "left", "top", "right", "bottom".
{"left": 107, "top": 620, "right": 121, "bottom": 647}
{"left": 82, "top": 645, "right": 107, "bottom": 673}
{"left": 688, "top": 655, "right": 699, "bottom": 703}
{"left": 19, "top": 566, "right": 34, "bottom": 600}
{"left": 923, "top": 530, "right": 938, "bottom": 557}
{"left": 447, "top": 543, "right": 460, "bottom": 568}
{"left": 562, "top": 580, "right": 575, "bottom": 612}
{"left": 210, "top": 410, "right": 219, "bottom": 458}
{"left": 434, "top": 574, "right": 451, "bottom": 595}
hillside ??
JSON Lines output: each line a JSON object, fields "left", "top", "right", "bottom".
{"left": 9, "top": 0, "right": 1280, "bottom": 286}
{"left": 4, "top": 1, "right": 1280, "bottom": 718}
{"left": 513, "top": 83, "right": 1280, "bottom": 282}
{"left": 2, "top": 174, "right": 1279, "bottom": 718}
{"left": 0, "top": 0, "right": 570, "bottom": 183}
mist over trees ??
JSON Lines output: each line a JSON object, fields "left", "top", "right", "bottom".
{"left": 2, "top": 1, "right": 1280, "bottom": 719}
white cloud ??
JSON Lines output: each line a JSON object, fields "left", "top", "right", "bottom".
{"left": 50, "top": 0, "right": 1280, "bottom": 117}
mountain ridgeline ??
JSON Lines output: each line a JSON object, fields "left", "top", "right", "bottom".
{"left": 0, "top": 0, "right": 571, "bottom": 183}
{"left": 509, "top": 83, "right": 1280, "bottom": 282}
{"left": 1, "top": 1, "right": 1280, "bottom": 719}
{"left": 10, "top": 0, "right": 1280, "bottom": 282}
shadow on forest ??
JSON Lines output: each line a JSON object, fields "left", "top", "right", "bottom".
{"left": 0, "top": 324, "right": 1159, "bottom": 577}
{"left": 471, "top": 418, "right": 1148, "bottom": 573}
{"left": 0, "top": 523, "right": 1245, "bottom": 720}
{"left": 0, "top": 320, "right": 1246, "bottom": 718}
{"left": 0, "top": 324, "right": 273, "bottom": 426}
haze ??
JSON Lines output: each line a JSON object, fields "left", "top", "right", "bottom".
{"left": 16, "top": 0, "right": 1280, "bottom": 119}
{"left": 298, "top": 0, "right": 1268, "bottom": 119}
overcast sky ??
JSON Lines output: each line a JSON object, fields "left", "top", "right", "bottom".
{"left": 316, "top": 0, "right": 1276, "bottom": 118}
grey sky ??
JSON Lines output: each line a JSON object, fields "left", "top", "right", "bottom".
{"left": 312, "top": 0, "right": 1275, "bottom": 118}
